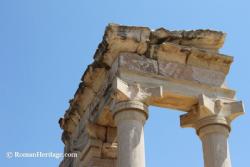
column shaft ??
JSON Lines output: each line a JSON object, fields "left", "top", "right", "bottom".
{"left": 113, "top": 101, "right": 148, "bottom": 167}
{"left": 198, "top": 125, "right": 231, "bottom": 167}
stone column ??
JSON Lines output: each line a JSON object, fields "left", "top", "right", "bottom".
{"left": 112, "top": 100, "right": 148, "bottom": 167}
{"left": 198, "top": 124, "right": 231, "bottom": 167}
{"left": 180, "top": 95, "right": 244, "bottom": 167}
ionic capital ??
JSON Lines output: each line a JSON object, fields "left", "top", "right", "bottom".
{"left": 180, "top": 94, "right": 244, "bottom": 132}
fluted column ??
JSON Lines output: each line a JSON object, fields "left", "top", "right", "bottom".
{"left": 180, "top": 95, "right": 244, "bottom": 167}
{"left": 112, "top": 101, "right": 148, "bottom": 167}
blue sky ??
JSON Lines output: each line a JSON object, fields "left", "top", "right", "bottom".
{"left": 0, "top": 0, "right": 249, "bottom": 166}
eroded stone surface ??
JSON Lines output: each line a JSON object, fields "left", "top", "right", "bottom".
{"left": 94, "top": 24, "right": 151, "bottom": 67}
{"left": 150, "top": 28, "right": 225, "bottom": 51}
{"left": 119, "top": 52, "right": 158, "bottom": 74}
{"left": 158, "top": 60, "right": 226, "bottom": 86}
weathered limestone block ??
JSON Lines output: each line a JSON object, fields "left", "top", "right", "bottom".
{"left": 61, "top": 131, "right": 71, "bottom": 147}
{"left": 81, "top": 65, "right": 107, "bottom": 93}
{"left": 80, "top": 147, "right": 102, "bottom": 166}
{"left": 59, "top": 157, "right": 74, "bottom": 167}
{"left": 94, "top": 24, "right": 151, "bottom": 67}
{"left": 119, "top": 52, "right": 158, "bottom": 74}
{"left": 187, "top": 48, "right": 232, "bottom": 74}
{"left": 149, "top": 42, "right": 189, "bottom": 63}
{"left": 70, "top": 122, "right": 102, "bottom": 151}
{"left": 59, "top": 101, "right": 82, "bottom": 133}
{"left": 84, "top": 157, "right": 116, "bottom": 167}
{"left": 150, "top": 28, "right": 225, "bottom": 51}
{"left": 79, "top": 138, "right": 103, "bottom": 162}
{"left": 75, "top": 87, "right": 96, "bottom": 113}
{"left": 59, "top": 117, "right": 77, "bottom": 134}
{"left": 106, "top": 127, "right": 117, "bottom": 143}
{"left": 86, "top": 123, "right": 106, "bottom": 141}
{"left": 95, "top": 108, "right": 116, "bottom": 127}
{"left": 83, "top": 59, "right": 119, "bottom": 127}
{"left": 118, "top": 51, "right": 228, "bottom": 87}
{"left": 76, "top": 138, "right": 117, "bottom": 167}
{"left": 58, "top": 88, "right": 96, "bottom": 136}
{"left": 152, "top": 42, "right": 233, "bottom": 74}
{"left": 102, "top": 142, "right": 117, "bottom": 158}
{"left": 158, "top": 60, "right": 226, "bottom": 86}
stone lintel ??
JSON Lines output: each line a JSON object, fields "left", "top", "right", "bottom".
{"left": 119, "top": 52, "right": 230, "bottom": 87}
{"left": 116, "top": 54, "right": 236, "bottom": 111}
{"left": 115, "top": 74, "right": 234, "bottom": 111}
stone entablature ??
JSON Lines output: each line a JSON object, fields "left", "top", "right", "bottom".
{"left": 59, "top": 24, "right": 244, "bottom": 167}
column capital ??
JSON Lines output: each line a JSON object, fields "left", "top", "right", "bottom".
{"left": 198, "top": 124, "right": 230, "bottom": 139}
{"left": 180, "top": 94, "right": 244, "bottom": 132}
{"left": 111, "top": 77, "right": 163, "bottom": 104}
{"left": 112, "top": 100, "right": 149, "bottom": 122}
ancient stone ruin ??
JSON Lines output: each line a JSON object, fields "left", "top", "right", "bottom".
{"left": 59, "top": 24, "right": 244, "bottom": 167}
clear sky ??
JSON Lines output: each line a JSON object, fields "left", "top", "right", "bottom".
{"left": 1, "top": 0, "right": 249, "bottom": 166}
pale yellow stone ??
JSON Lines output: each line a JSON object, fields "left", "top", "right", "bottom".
{"left": 107, "top": 127, "right": 117, "bottom": 143}
{"left": 74, "top": 87, "right": 96, "bottom": 115}
{"left": 82, "top": 66, "right": 107, "bottom": 93}
{"left": 150, "top": 28, "right": 225, "bottom": 51}
{"left": 86, "top": 123, "right": 106, "bottom": 141}
{"left": 156, "top": 43, "right": 189, "bottom": 64}
{"left": 102, "top": 142, "right": 117, "bottom": 158}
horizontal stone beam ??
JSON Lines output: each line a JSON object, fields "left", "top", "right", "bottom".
{"left": 115, "top": 53, "right": 235, "bottom": 111}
